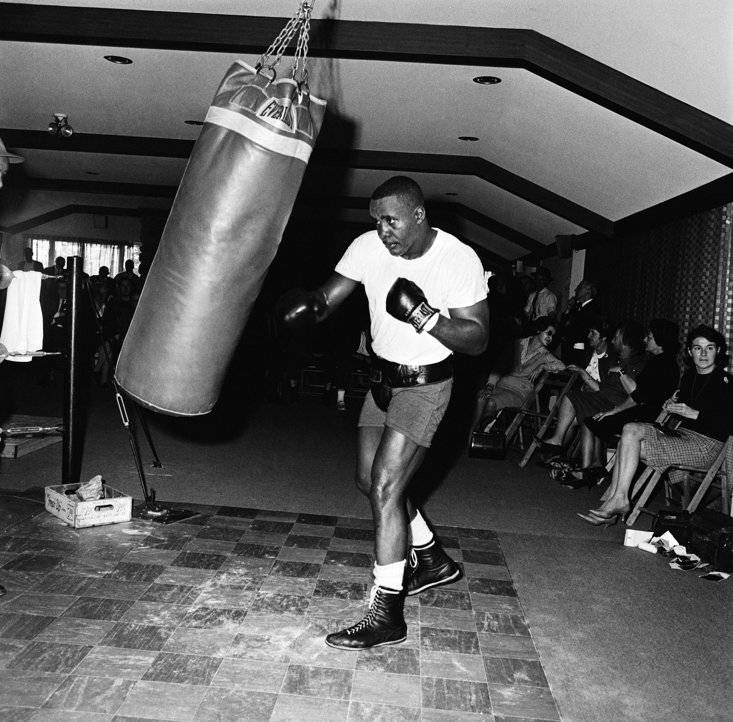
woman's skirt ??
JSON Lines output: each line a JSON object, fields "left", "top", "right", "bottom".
{"left": 567, "top": 383, "right": 628, "bottom": 423}
{"left": 491, "top": 375, "right": 533, "bottom": 410}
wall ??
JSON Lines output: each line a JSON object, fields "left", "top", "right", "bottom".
{"left": 585, "top": 202, "right": 732, "bottom": 352}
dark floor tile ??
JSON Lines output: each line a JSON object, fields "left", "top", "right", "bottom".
{"left": 255, "top": 509, "right": 298, "bottom": 521}
{"left": 271, "top": 559, "right": 321, "bottom": 578}
{"left": 216, "top": 505, "right": 259, "bottom": 519}
{"left": 0, "top": 537, "right": 70, "bottom": 554}
{"left": 196, "top": 525, "right": 245, "bottom": 542}
{"left": 250, "top": 592, "right": 310, "bottom": 615}
{"left": 140, "top": 583, "right": 200, "bottom": 605}
{"left": 62, "top": 596, "right": 135, "bottom": 621}
{"left": 422, "top": 676, "right": 492, "bottom": 715}
{"left": 470, "top": 593, "right": 522, "bottom": 615}
{"left": 291, "top": 522, "right": 337, "bottom": 538}
{"left": 231, "top": 542, "right": 280, "bottom": 558}
{"left": 197, "top": 687, "right": 277, "bottom": 721}
{"left": 101, "top": 622, "right": 176, "bottom": 651}
{"left": 484, "top": 657, "right": 549, "bottom": 687}
{"left": 333, "top": 527, "right": 374, "bottom": 541}
{"left": 313, "top": 579, "right": 368, "bottom": 600}
{"left": 281, "top": 663, "right": 353, "bottom": 699}
{"left": 421, "top": 626, "right": 481, "bottom": 655}
{"left": 111, "top": 562, "right": 166, "bottom": 583}
{"left": 30, "top": 573, "right": 92, "bottom": 595}
{"left": 2, "top": 552, "right": 63, "bottom": 573}
{"left": 468, "top": 578, "right": 517, "bottom": 597}
{"left": 297, "top": 513, "right": 339, "bottom": 526}
{"left": 0, "top": 638, "right": 30, "bottom": 666}
{"left": 418, "top": 589, "right": 473, "bottom": 610}
{"left": 324, "top": 550, "right": 373, "bottom": 568}
{"left": 74, "top": 645, "right": 157, "bottom": 679}
{"left": 462, "top": 548, "right": 506, "bottom": 566}
{"left": 355, "top": 646, "right": 420, "bottom": 675}
{"left": 435, "top": 535, "right": 460, "bottom": 550}
{"left": 0, "top": 570, "right": 46, "bottom": 592}
{"left": 419, "top": 607, "right": 476, "bottom": 631}
{"left": 8, "top": 640, "right": 91, "bottom": 672}
{"left": 249, "top": 519, "right": 293, "bottom": 534}
{"left": 181, "top": 606, "right": 248, "bottom": 629}
{"left": 154, "top": 566, "right": 217, "bottom": 587}
{"left": 488, "top": 683, "right": 560, "bottom": 720}
{"left": 284, "top": 534, "right": 331, "bottom": 549}
{"left": 475, "top": 611, "right": 530, "bottom": 636}
{"left": 79, "top": 578, "right": 152, "bottom": 601}
{"left": 42, "top": 674, "right": 135, "bottom": 713}
{"left": 0, "top": 612, "right": 56, "bottom": 639}
{"left": 115, "top": 679, "right": 207, "bottom": 719}
{"left": 277, "top": 546, "right": 327, "bottom": 565}
{"left": 37, "top": 617, "right": 116, "bottom": 645}
{"left": 171, "top": 551, "right": 227, "bottom": 570}
{"left": 141, "top": 651, "right": 221, "bottom": 685}
{"left": 479, "top": 633, "right": 539, "bottom": 660}
{"left": 1, "top": 592, "right": 76, "bottom": 617}
{"left": 457, "top": 528, "right": 498, "bottom": 541}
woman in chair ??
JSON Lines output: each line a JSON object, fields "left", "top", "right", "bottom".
{"left": 563, "top": 319, "right": 681, "bottom": 488}
{"left": 579, "top": 325, "right": 733, "bottom": 525}
{"left": 470, "top": 316, "right": 565, "bottom": 435}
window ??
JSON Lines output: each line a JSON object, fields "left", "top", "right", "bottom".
{"left": 28, "top": 236, "right": 139, "bottom": 276}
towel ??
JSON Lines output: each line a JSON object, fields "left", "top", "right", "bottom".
{"left": 0, "top": 271, "right": 44, "bottom": 362}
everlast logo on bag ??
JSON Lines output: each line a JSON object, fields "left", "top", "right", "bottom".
{"left": 258, "top": 98, "right": 295, "bottom": 132}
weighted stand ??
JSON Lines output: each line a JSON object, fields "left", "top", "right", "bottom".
{"left": 85, "top": 270, "right": 198, "bottom": 524}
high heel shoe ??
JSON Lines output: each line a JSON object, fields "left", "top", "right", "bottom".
{"left": 577, "top": 511, "right": 621, "bottom": 526}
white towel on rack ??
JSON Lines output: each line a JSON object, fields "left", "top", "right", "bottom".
{"left": 0, "top": 271, "right": 44, "bottom": 362}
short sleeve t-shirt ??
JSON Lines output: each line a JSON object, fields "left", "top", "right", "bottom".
{"left": 335, "top": 228, "right": 487, "bottom": 365}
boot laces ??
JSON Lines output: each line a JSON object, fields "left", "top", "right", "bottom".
{"left": 345, "top": 585, "right": 379, "bottom": 636}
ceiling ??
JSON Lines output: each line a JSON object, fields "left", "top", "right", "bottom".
{"left": 1, "top": 0, "right": 732, "bottom": 267}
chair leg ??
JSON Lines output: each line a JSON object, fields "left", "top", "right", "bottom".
{"left": 626, "top": 469, "right": 663, "bottom": 527}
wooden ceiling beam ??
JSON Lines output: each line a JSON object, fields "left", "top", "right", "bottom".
{"left": 3, "top": 130, "right": 611, "bottom": 234}
{"left": 1, "top": 4, "right": 731, "bottom": 166}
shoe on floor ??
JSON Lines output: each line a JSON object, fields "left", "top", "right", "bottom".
{"left": 406, "top": 539, "right": 462, "bottom": 596}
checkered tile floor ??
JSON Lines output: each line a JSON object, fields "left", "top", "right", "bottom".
{"left": 0, "top": 500, "right": 561, "bottom": 721}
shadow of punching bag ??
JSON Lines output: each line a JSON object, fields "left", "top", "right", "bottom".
{"left": 115, "top": 60, "right": 326, "bottom": 415}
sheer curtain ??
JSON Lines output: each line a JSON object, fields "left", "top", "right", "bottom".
{"left": 29, "top": 236, "right": 137, "bottom": 276}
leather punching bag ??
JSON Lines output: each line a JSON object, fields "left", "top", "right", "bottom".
{"left": 115, "top": 61, "right": 326, "bottom": 415}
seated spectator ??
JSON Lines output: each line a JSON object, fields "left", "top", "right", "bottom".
{"left": 470, "top": 316, "right": 566, "bottom": 434}
{"left": 579, "top": 325, "right": 733, "bottom": 525}
{"left": 563, "top": 319, "right": 681, "bottom": 488}
{"left": 540, "top": 315, "right": 615, "bottom": 461}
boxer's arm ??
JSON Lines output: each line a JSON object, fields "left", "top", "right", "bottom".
{"left": 317, "top": 272, "right": 360, "bottom": 320}
{"left": 429, "top": 298, "right": 490, "bottom": 356}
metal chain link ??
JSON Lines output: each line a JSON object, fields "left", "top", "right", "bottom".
{"left": 256, "top": 1, "right": 315, "bottom": 84}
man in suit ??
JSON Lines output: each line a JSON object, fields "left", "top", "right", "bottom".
{"left": 558, "top": 279, "right": 601, "bottom": 365}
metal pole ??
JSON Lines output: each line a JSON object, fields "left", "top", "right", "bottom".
{"left": 62, "top": 256, "right": 83, "bottom": 485}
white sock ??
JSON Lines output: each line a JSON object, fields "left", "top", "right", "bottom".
{"left": 409, "top": 510, "right": 434, "bottom": 547}
{"left": 373, "top": 560, "right": 406, "bottom": 591}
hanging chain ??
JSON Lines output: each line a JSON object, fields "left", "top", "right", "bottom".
{"left": 256, "top": 1, "right": 315, "bottom": 84}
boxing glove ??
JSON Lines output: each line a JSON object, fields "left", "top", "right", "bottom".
{"left": 277, "top": 288, "right": 328, "bottom": 328}
{"left": 386, "top": 278, "right": 439, "bottom": 333}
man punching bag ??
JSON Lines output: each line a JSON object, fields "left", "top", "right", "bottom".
{"left": 115, "top": 57, "right": 326, "bottom": 415}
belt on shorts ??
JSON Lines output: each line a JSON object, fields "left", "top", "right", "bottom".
{"left": 370, "top": 357, "right": 453, "bottom": 388}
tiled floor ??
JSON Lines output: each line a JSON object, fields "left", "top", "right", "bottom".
{"left": 0, "top": 498, "right": 561, "bottom": 721}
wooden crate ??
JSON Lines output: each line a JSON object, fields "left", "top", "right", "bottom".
{"left": 1, "top": 415, "right": 63, "bottom": 459}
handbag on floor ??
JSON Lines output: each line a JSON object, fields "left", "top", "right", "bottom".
{"left": 469, "top": 429, "right": 506, "bottom": 459}
{"left": 687, "top": 509, "right": 733, "bottom": 572}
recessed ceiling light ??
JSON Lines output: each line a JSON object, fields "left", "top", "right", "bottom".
{"left": 85, "top": 171, "right": 100, "bottom": 176}
{"left": 473, "top": 76, "right": 501, "bottom": 85}
{"left": 458, "top": 136, "right": 479, "bottom": 142}
{"left": 184, "top": 120, "right": 204, "bottom": 126}
{"left": 104, "top": 55, "right": 133, "bottom": 65}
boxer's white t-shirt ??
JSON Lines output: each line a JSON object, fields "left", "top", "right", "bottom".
{"left": 335, "top": 228, "right": 486, "bottom": 365}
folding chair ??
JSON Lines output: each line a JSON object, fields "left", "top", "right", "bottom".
{"left": 626, "top": 434, "right": 731, "bottom": 527}
{"left": 517, "top": 370, "right": 580, "bottom": 467}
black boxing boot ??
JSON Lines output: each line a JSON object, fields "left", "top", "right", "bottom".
{"left": 325, "top": 586, "right": 407, "bottom": 650}
{"left": 406, "top": 539, "right": 462, "bottom": 596}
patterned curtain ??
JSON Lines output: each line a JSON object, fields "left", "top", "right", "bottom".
{"left": 585, "top": 203, "right": 733, "bottom": 369}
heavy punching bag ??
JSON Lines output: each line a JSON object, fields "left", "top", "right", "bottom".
{"left": 115, "top": 4, "right": 326, "bottom": 415}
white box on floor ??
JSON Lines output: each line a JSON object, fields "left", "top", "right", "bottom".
{"left": 44, "top": 482, "right": 132, "bottom": 529}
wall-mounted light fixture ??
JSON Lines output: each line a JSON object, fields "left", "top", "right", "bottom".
{"left": 48, "top": 113, "right": 74, "bottom": 138}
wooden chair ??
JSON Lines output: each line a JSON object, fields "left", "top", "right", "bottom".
{"left": 517, "top": 370, "right": 580, "bottom": 467}
{"left": 626, "top": 434, "right": 732, "bottom": 526}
